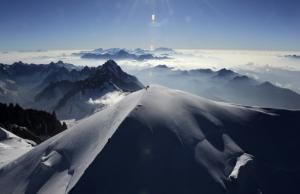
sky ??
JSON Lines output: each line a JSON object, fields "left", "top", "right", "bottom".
{"left": 0, "top": 0, "right": 299, "bottom": 51}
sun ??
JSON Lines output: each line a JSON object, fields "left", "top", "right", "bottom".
{"left": 151, "top": 14, "right": 156, "bottom": 23}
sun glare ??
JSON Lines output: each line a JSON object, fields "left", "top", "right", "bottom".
{"left": 151, "top": 14, "right": 156, "bottom": 23}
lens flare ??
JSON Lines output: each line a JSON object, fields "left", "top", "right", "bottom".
{"left": 151, "top": 14, "right": 156, "bottom": 23}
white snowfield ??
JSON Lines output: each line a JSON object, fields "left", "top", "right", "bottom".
{"left": 0, "top": 127, "right": 34, "bottom": 168}
{"left": 0, "top": 85, "right": 299, "bottom": 194}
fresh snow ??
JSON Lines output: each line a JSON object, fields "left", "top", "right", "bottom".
{"left": 0, "top": 127, "right": 34, "bottom": 167}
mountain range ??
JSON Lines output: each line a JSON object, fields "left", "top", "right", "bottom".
{"left": 1, "top": 59, "right": 300, "bottom": 122}
{"left": 0, "top": 60, "right": 143, "bottom": 119}
{"left": 0, "top": 60, "right": 93, "bottom": 105}
{"left": 131, "top": 64, "right": 300, "bottom": 110}
{"left": 285, "top": 54, "right": 300, "bottom": 59}
{"left": 74, "top": 48, "right": 173, "bottom": 61}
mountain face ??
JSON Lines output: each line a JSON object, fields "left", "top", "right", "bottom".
{"left": 84, "top": 60, "right": 143, "bottom": 91}
{"left": 0, "top": 60, "right": 143, "bottom": 120}
{"left": 130, "top": 65, "right": 300, "bottom": 109}
{"left": 0, "top": 86, "right": 299, "bottom": 194}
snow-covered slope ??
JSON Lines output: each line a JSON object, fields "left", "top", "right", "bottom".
{"left": 0, "top": 127, "right": 34, "bottom": 167}
{"left": 0, "top": 85, "right": 299, "bottom": 194}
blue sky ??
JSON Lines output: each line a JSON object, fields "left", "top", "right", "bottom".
{"left": 0, "top": 0, "right": 299, "bottom": 51}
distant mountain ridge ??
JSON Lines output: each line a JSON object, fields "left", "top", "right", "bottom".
{"left": 1, "top": 59, "right": 300, "bottom": 120}
{"left": 284, "top": 54, "right": 300, "bottom": 59}
{"left": 0, "top": 60, "right": 143, "bottom": 119}
{"left": 0, "top": 61, "right": 94, "bottom": 103}
{"left": 131, "top": 64, "right": 300, "bottom": 110}
{"left": 75, "top": 47, "right": 174, "bottom": 61}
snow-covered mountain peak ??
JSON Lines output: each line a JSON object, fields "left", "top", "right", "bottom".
{"left": 1, "top": 85, "right": 299, "bottom": 194}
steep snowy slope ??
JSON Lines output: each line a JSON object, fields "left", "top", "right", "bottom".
{"left": 0, "top": 127, "right": 34, "bottom": 167}
{"left": 0, "top": 85, "right": 299, "bottom": 194}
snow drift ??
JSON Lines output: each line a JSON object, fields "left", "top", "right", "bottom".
{"left": 0, "top": 127, "right": 34, "bottom": 168}
{"left": 0, "top": 85, "right": 300, "bottom": 194}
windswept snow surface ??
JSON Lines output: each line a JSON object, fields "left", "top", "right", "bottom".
{"left": 0, "top": 85, "right": 300, "bottom": 194}
{"left": 0, "top": 127, "right": 34, "bottom": 167}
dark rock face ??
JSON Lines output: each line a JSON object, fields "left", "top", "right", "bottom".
{"left": 85, "top": 60, "right": 143, "bottom": 91}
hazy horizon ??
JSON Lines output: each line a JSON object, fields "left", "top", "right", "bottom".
{"left": 2, "top": 47, "right": 300, "bottom": 52}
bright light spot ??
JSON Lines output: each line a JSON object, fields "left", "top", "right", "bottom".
{"left": 151, "top": 14, "right": 156, "bottom": 23}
